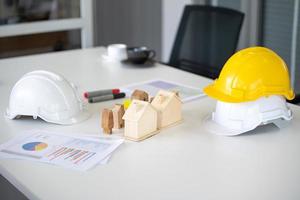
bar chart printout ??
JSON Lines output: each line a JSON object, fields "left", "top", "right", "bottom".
{"left": 0, "top": 131, "right": 123, "bottom": 171}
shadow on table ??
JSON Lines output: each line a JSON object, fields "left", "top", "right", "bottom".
{"left": 121, "top": 59, "right": 156, "bottom": 68}
{"left": 237, "top": 123, "right": 281, "bottom": 137}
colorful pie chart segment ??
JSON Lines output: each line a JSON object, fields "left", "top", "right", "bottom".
{"left": 22, "top": 142, "right": 48, "bottom": 151}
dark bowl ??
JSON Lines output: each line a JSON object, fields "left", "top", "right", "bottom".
{"left": 126, "top": 47, "right": 155, "bottom": 64}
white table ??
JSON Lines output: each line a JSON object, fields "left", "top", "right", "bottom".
{"left": 0, "top": 47, "right": 300, "bottom": 200}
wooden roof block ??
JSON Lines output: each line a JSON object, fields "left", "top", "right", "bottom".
{"left": 122, "top": 100, "right": 155, "bottom": 122}
{"left": 151, "top": 90, "right": 181, "bottom": 110}
{"left": 101, "top": 108, "right": 114, "bottom": 134}
{"left": 131, "top": 89, "right": 149, "bottom": 101}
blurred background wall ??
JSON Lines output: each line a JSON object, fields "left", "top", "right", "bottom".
{"left": 0, "top": 0, "right": 300, "bottom": 92}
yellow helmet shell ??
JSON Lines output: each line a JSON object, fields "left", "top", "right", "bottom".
{"left": 204, "top": 47, "right": 295, "bottom": 103}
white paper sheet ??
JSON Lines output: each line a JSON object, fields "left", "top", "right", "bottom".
{"left": 0, "top": 130, "right": 123, "bottom": 171}
{"left": 120, "top": 79, "right": 206, "bottom": 103}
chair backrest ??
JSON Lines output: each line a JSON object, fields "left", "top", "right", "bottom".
{"left": 169, "top": 5, "right": 244, "bottom": 79}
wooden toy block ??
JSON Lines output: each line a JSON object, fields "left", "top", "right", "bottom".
{"left": 122, "top": 100, "right": 158, "bottom": 141}
{"left": 131, "top": 89, "right": 149, "bottom": 102}
{"left": 149, "top": 96, "right": 155, "bottom": 103}
{"left": 101, "top": 108, "right": 114, "bottom": 134}
{"left": 151, "top": 90, "right": 182, "bottom": 129}
{"left": 172, "top": 90, "right": 180, "bottom": 97}
{"left": 112, "top": 104, "right": 125, "bottom": 129}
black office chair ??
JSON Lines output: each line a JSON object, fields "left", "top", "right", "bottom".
{"left": 288, "top": 94, "right": 300, "bottom": 105}
{"left": 169, "top": 5, "right": 244, "bottom": 79}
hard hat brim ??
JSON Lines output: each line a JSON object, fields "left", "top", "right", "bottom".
{"left": 39, "top": 109, "right": 91, "bottom": 125}
{"left": 203, "top": 114, "right": 255, "bottom": 136}
{"left": 204, "top": 83, "right": 296, "bottom": 103}
{"left": 204, "top": 84, "right": 242, "bottom": 103}
{"left": 6, "top": 108, "right": 91, "bottom": 125}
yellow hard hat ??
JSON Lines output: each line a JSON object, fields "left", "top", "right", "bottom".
{"left": 204, "top": 46, "right": 295, "bottom": 103}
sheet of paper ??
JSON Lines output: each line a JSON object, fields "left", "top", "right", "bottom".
{"left": 121, "top": 79, "right": 206, "bottom": 103}
{"left": 0, "top": 130, "right": 123, "bottom": 171}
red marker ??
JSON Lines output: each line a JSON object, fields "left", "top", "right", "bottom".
{"left": 84, "top": 89, "right": 120, "bottom": 99}
{"left": 88, "top": 93, "right": 126, "bottom": 103}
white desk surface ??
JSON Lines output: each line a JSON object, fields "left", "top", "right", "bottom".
{"left": 0, "top": 47, "right": 300, "bottom": 200}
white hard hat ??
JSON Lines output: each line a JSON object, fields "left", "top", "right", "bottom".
{"left": 6, "top": 70, "right": 90, "bottom": 125}
{"left": 204, "top": 95, "right": 292, "bottom": 136}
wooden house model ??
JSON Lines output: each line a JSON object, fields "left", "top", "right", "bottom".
{"left": 151, "top": 90, "right": 182, "bottom": 129}
{"left": 122, "top": 100, "right": 158, "bottom": 141}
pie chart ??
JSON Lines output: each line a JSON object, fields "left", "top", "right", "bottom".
{"left": 22, "top": 142, "right": 48, "bottom": 151}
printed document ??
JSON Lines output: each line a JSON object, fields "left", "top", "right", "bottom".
{"left": 0, "top": 130, "right": 123, "bottom": 171}
{"left": 121, "top": 79, "right": 205, "bottom": 103}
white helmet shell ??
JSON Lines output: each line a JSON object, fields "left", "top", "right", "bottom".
{"left": 204, "top": 95, "right": 292, "bottom": 136}
{"left": 6, "top": 70, "right": 90, "bottom": 125}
